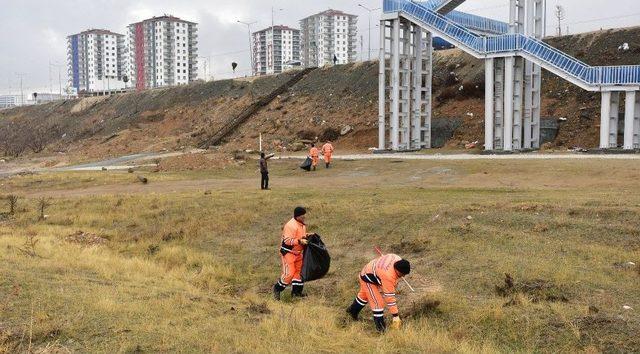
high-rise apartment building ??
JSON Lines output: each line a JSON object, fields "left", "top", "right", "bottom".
{"left": 127, "top": 15, "right": 198, "bottom": 89}
{"left": 300, "top": 10, "right": 358, "bottom": 67}
{"left": 252, "top": 26, "right": 300, "bottom": 76}
{"left": 67, "top": 29, "right": 127, "bottom": 93}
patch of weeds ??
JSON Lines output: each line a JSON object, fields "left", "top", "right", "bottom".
{"left": 162, "top": 229, "right": 185, "bottom": 242}
{"left": 147, "top": 244, "right": 160, "bottom": 255}
{"left": 404, "top": 298, "right": 443, "bottom": 320}
{"left": 495, "top": 273, "right": 570, "bottom": 304}
{"left": 390, "top": 239, "right": 430, "bottom": 254}
{"left": 574, "top": 315, "right": 640, "bottom": 352}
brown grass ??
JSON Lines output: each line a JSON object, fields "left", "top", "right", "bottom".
{"left": 1, "top": 158, "right": 639, "bottom": 352}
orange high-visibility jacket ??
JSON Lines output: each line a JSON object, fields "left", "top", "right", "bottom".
{"left": 281, "top": 218, "right": 307, "bottom": 254}
{"left": 310, "top": 147, "right": 319, "bottom": 158}
{"left": 360, "top": 254, "right": 402, "bottom": 315}
{"left": 322, "top": 143, "right": 334, "bottom": 156}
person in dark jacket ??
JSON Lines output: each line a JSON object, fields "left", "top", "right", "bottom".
{"left": 259, "top": 152, "right": 273, "bottom": 190}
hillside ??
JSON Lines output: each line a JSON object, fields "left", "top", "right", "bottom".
{"left": 1, "top": 27, "right": 639, "bottom": 164}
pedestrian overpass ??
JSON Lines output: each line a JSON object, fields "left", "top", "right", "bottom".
{"left": 378, "top": 0, "right": 640, "bottom": 151}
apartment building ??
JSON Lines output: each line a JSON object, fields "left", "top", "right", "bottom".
{"left": 67, "top": 29, "right": 127, "bottom": 93}
{"left": 300, "top": 9, "right": 358, "bottom": 67}
{"left": 127, "top": 15, "right": 198, "bottom": 89}
{"left": 252, "top": 25, "right": 300, "bottom": 76}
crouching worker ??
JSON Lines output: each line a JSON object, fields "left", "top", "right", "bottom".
{"left": 346, "top": 253, "right": 411, "bottom": 332}
{"left": 273, "top": 207, "right": 312, "bottom": 300}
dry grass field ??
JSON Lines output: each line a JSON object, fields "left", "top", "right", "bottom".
{"left": 1, "top": 158, "right": 639, "bottom": 353}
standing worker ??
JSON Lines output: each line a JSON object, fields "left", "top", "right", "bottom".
{"left": 273, "top": 207, "right": 312, "bottom": 300}
{"left": 309, "top": 144, "right": 320, "bottom": 171}
{"left": 346, "top": 253, "right": 411, "bottom": 332}
{"left": 321, "top": 140, "right": 334, "bottom": 169}
{"left": 259, "top": 152, "right": 273, "bottom": 190}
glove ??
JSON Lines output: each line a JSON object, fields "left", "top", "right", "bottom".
{"left": 299, "top": 238, "right": 309, "bottom": 246}
{"left": 390, "top": 316, "right": 401, "bottom": 330}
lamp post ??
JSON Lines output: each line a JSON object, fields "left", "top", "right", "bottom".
{"left": 358, "top": 4, "right": 381, "bottom": 61}
{"left": 237, "top": 20, "right": 257, "bottom": 75}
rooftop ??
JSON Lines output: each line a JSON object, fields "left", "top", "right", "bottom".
{"left": 130, "top": 15, "right": 197, "bottom": 26}
{"left": 301, "top": 9, "right": 358, "bottom": 21}
{"left": 69, "top": 29, "right": 124, "bottom": 37}
{"left": 253, "top": 25, "right": 300, "bottom": 34}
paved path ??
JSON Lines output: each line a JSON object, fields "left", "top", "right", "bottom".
{"left": 278, "top": 152, "right": 640, "bottom": 161}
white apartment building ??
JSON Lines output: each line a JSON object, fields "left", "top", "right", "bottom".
{"left": 252, "top": 26, "right": 300, "bottom": 76}
{"left": 300, "top": 9, "right": 358, "bottom": 67}
{"left": 67, "top": 29, "right": 127, "bottom": 93}
{"left": 128, "top": 15, "right": 198, "bottom": 89}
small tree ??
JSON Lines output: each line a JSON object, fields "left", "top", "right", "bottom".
{"left": 7, "top": 195, "right": 18, "bottom": 215}
{"left": 37, "top": 197, "right": 52, "bottom": 221}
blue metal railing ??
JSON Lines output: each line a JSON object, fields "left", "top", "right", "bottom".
{"left": 384, "top": 0, "right": 640, "bottom": 86}
{"left": 416, "top": 1, "right": 509, "bottom": 34}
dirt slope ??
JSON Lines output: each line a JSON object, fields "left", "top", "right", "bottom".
{"left": 1, "top": 27, "right": 639, "bottom": 161}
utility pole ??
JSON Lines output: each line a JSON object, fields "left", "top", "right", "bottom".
{"left": 15, "top": 73, "right": 26, "bottom": 106}
{"left": 358, "top": 4, "right": 381, "bottom": 61}
{"left": 361, "top": 35, "right": 364, "bottom": 62}
{"left": 237, "top": 20, "right": 257, "bottom": 75}
{"left": 49, "top": 60, "right": 53, "bottom": 95}
{"left": 50, "top": 62, "right": 64, "bottom": 97}
{"left": 555, "top": 5, "right": 565, "bottom": 36}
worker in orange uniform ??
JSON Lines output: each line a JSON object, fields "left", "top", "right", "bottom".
{"left": 309, "top": 144, "right": 320, "bottom": 171}
{"left": 273, "top": 207, "right": 312, "bottom": 300}
{"left": 321, "top": 140, "right": 334, "bottom": 169}
{"left": 346, "top": 253, "right": 411, "bottom": 332}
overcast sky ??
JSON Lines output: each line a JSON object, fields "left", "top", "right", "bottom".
{"left": 1, "top": 0, "right": 639, "bottom": 95}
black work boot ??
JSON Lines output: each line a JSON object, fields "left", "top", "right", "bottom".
{"left": 373, "top": 309, "right": 386, "bottom": 332}
{"left": 291, "top": 283, "right": 307, "bottom": 297}
{"left": 346, "top": 298, "right": 366, "bottom": 320}
{"left": 273, "top": 281, "right": 286, "bottom": 301}
{"left": 326, "top": 163, "right": 329, "bottom": 169}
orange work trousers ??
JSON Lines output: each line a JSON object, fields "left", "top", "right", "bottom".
{"left": 357, "top": 278, "right": 385, "bottom": 313}
{"left": 280, "top": 252, "right": 303, "bottom": 285}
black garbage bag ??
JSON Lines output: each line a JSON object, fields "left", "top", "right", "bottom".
{"left": 301, "top": 234, "right": 331, "bottom": 282}
{"left": 300, "top": 157, "right": 312, "bottom": 171}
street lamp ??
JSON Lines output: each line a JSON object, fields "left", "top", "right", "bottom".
{"left": 237, "top": 20, "right": 257, "bottom": 76}
{"left": 358, "top": 4, "right": 381, "bottom": 61}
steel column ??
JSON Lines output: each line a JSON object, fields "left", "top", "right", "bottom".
{"left": 609, "top": 92, "right": 620, "bottom": 148}
{"left": 635, "top": 92, "right": 640, "bottom": 149}
{"left": 512, "top": 57, "right": 524, "bottom": 150}
{"left": 600, "top": 91, "right": 611, "bottom": 149}
{"left": 399, "top": 20, "right": 411, "bottom": 149}
{"left": 493, "top": 59, "right": 505, "bottom": 150}
{"left": 422, "top": 32, "right": 433, "bottom": 149}
{"left": 391, "top": 19, "right": 400, "bottom": 151}
{"left": 624, "top": 91, "right": 637, "bottom": 150}
{"left": 504, "top": 56, "right": 515, "bottom": 151}
{"left": 485, "top": 58, "right": 495, "bottom": 150}
{"left": 411, "top": 25, "right": 423, "bottom": 149}
{"left": 378, "top": 20, "right": 387, "bottom": 150}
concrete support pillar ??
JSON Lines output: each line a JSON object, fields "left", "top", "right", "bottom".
{"left": 503, "top": 56, "right": 515, "bottom": 151}
{"left": 600, "top": 91, "right": 611, "bottom": 149}
{"left": 485, "top": 58, "right": 495, "bottom": 150}
{"left": 378, "top": 20, "right": 387, "bottom": 150}
{"left": 391, "top": 20, "right": 400, "bottom": 151}
{"left": 624, "top": 91, "right": 637, "bottom": 150}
